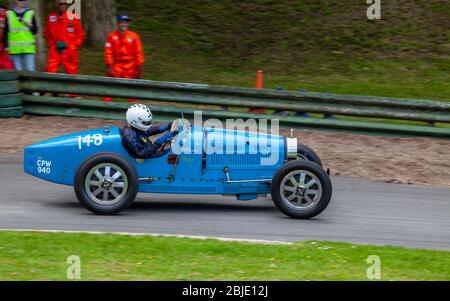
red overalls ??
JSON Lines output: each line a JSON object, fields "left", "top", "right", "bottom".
{"left": 44, "top": 11, "right": 84, "bottom": 74}
{"left": 0, "top": 8, "right": 14, "bottom": 70}
{"left": 103, "top": 30, "right": 144, "bottom": 101}
{"left": 104, "top": 30, "right": 144, "bottom": 79}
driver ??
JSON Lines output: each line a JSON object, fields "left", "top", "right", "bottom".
{"left": 122, "top": 104, "right": 177, "bottom": 159}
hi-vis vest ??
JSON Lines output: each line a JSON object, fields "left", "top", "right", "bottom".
{"left": 7, "top": 10, "right": 36, "bottom": 54}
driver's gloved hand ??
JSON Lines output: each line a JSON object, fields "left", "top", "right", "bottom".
{"left": 156, "top": 131, "right": 174, "bottom": 145}
{"left": 170, "top": 121, "right": 180, "bottom": 132}
{"left": 159, "top": 122, "right": 173, "bottom": 132}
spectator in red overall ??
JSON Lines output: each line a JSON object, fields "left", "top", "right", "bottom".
{"left": 0, "top": 6, "right": 15, "bottom": 70}
{"left": 44, "top": 0, "right": 84, "bottom": 74}
{"left": 103, "top": 15, "right": 144, "bottom": 102}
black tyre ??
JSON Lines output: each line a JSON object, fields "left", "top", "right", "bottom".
{"left": 0, "top": 81, "right": 20, "bottom": 95}
{"left": 297, "top": 144, "right": 323, "bottom": 167}
{"left": 271, "top": 161, "right": 332, "bottom": 219}
{"left": 74, "top": 153, "right": 138, "bottom": 215}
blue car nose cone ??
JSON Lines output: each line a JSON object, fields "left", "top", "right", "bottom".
{"left": 23, "top": 149, "right": 35, "bottom": 177}
{"left": 23, "top": 143, "right": 46, "bottom": 176}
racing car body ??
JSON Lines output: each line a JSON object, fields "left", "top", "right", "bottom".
{"left": 24, "top": 123, "right": 332, "bottom": 219}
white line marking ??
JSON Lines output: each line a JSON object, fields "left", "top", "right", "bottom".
{"left": 0, "top": 229, "right": 293, "bottom": 245}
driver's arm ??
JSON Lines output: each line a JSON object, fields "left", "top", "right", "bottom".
{"left": 136, "top": 132, "right": 175, "bottom": 158}
{"left": 135, "top": 141, "right": 164, "bottom": 159}
{"left": 122, "top": 126, "right": 174, "bottom": 159}
{"left": 147, "top": 123, "right": 173, "bottom": 136}
{"left": 123, "top": 132, "right": 173, "bottom": 159}
{"left": 139, "top": 131, "right": 176, "bottom": 158}
{"left": 155, "top": 131, "right": 175, "bottom": 146}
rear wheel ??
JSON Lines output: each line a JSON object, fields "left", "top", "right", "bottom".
{"left": 74, "top": 153, "right": 138, "bottom": 215}
{"left": 297, "top": 144, "right": 323, "bottom": 167}
{"left": 271, "top": 161, "right": 332, "bottom": 219}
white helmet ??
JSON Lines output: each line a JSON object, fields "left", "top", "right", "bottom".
{"left": 126, "top": 104, "right": 153, "bottom": 132}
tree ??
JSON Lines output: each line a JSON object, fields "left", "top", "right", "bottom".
{"left": 28, "top": 0, "right": 47, "bottom": 71}
{"left": 82, "top": 0, "right": 116, "bottom": 46}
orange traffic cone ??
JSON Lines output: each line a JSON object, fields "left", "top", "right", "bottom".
{"left": 251, "top": 69, "right": 267, "bottom": 114}
{"left": 255, "top": 69, "right": 264, "bottom": 89}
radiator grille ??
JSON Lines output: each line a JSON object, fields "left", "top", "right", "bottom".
{"left": 208, "top": 154, "right": 264, "bottom": 166}
{"left": 139, "top": 183, "right": 217, "bottom": 193}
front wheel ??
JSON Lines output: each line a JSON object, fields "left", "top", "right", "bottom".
{"left": 271, "top": 161, "right": 332, "bottom": 219}
{"left": 74, "top": 153, "right": 138, "bottom": 215}
{"left": 297, "top": 144, "right": 323, "bottom": 167}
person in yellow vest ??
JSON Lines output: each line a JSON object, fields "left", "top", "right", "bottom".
{"left": 3, "top": 0, "right": 38, "bottom": 71}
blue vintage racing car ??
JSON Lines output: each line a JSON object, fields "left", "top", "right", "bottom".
{"left": 24, "top": 121, "right": 332, "bottom": 219}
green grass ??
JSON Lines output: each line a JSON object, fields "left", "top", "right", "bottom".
{"left": 0, "top": 231, "right": 449, "bottom": 281}
{"left": 107, "top": 0, "right": 449, "bottom": 101}
{"left": 78, "top": 47, "right": 450, "bottom": 101}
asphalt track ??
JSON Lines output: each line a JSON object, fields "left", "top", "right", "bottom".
{"left": 0, "top": 163, "right": 449, "bottom": 250}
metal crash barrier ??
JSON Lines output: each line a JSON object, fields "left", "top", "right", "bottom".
{"left": 1, "top": 70, "right": 449, "bottom": 138}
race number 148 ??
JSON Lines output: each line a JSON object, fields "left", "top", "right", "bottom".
{"left": 78, "top": 134, "right": 103, "bottom": 150}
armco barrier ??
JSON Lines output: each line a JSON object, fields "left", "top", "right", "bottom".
{"left": 18, "top": 72, "right": 450, "bottom": 124}
{"left": 22, "top": 95, "right": 450, "bottom": 138}
{"left": 0, "top": 71, "right": 23, "bottom": 118}
{"left": 1, "top": 70, "right": 449, "bottom": 138}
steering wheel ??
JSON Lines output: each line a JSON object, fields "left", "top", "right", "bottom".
{"left": 158, "top": 119, "right": 191, "bottom": 151}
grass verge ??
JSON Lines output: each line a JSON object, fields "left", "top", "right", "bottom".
{"left": 0, "top": 231, "right": 448, "bottom": 281}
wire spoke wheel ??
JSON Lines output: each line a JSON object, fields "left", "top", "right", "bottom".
{"left": 84, "top": 163, "right": 129, "bottom": 206}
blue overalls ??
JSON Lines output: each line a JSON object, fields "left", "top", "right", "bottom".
{"left": 121, "top": 123, "right": 174, "bottom": 159}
